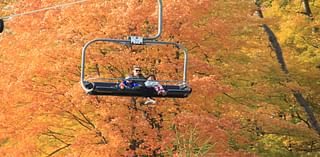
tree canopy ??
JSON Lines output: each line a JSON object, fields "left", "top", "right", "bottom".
{"left": 0, "top": 0, "right": 319, "bottom": 156}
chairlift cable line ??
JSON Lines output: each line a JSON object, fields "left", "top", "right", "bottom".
{"left": 0, "top": 0, "right": 88, "bottom": 20}
{"left": 0, "top": 0, "right": 88, "bottom": 33}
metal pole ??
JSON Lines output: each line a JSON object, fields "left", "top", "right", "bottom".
{"left": 144, "top": 0, "right": 162, "bottom": 40}
{"left": 80, "top": 38, "right": 130, "bottom": 92}
{"left": 0, "top": 19, "right": 4, "bottom": 33}
{"left": 182, "top": 47, "right": 188, "bottom": 85}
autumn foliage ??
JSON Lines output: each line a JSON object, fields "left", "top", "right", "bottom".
{"left": 0, "top": 0, "right": 319, "bottom": 156}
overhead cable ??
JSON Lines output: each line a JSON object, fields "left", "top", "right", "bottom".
{"left": 1, "top": 0, "right": 88, "bottom": 20}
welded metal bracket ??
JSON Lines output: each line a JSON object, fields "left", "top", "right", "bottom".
{"left": 129, "top": 36, "right": 144, "bottom": 45}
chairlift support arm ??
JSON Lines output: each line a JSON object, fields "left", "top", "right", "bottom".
{"left": 145, "top": 0, "right": 163, "bottom": 40}
{"left": 128, "top": 0, "right": 163, "bottom": 42}
{"left": 80, "top": 0, "right": 191, "bottom": 97}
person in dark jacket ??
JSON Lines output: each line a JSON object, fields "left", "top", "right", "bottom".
{"left": 131, "top": 66, "right": 146, "bottom": 82}
{"left": 119, "top": 76, "right": 141, "bottom": 89}
{"left": 130, "top": 66, "right": 147, "bottom": 105}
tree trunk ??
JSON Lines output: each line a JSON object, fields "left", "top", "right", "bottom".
{"left": 301, "top": 0, "right": 318, "bottom": 33}
{"left": 293, "top": 91, "right": 320, "bottom": 134}
{"left": 261, "top": 24, "right": 289, "bottom": 74}
{"left": 262, "top": 25, "right": 320, "bottom": 135}
{"left": 254, "top": 1, "right": 320, "bottom": 135}
{"left": 254, "top": 0, "right": 264, "bottom": 18}
{"left": 302, "top": 0, "right": 313, "bottom": 17}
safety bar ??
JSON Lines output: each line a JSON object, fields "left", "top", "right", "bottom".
{"left": 87, "top": 77, "right": 184, "bottom": 84}
{"left": 80, "top": 38, "right": 188, "bottom": 93}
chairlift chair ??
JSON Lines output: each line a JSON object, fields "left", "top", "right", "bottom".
{"left": 80, "top": 0, "right": 192, "bottom": 98}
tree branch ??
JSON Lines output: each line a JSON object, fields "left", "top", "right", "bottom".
{"left": 293, "top": 91, "right": 320, "bottom": 134}
{"left": 43, "top": 133, "right": 70, "bottom": 145}
{"left": 64, "top": 110, "right": 93, "bottom": 130}
{"left": 46, "top": 144, "right": 71, "bottom": 157}
{"left": 294, "top": 111, "right": 312, "bottom": 128}
{"left": 78, "top": 110, "right": 108, "bottom": 144}
{"left": 79, "top": 110, "right": 96, "bottom": 129}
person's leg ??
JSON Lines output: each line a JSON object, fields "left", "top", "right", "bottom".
{"left": 154, "top": 86, "right": 160, "bottom": 93}
{"left": 154, "top": 85, "right": 166, "bottom": 96}
{"left": 131, "top": 97, "right": 137, "bottom": 105}
{"left": 144, "top": 97, "right": 156, "bottom": 105}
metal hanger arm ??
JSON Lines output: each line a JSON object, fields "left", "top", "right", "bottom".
{"left": 144, "top": 0, "right": 163, "bottom": 40}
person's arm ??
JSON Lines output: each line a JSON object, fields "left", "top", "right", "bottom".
{"left": 146, "top": 81, "right": 159, "bottom": 87}
{"left": 132, "top": 82, "right": 142, "bottom": 89}
{"left": 144, "top": 81, "right": 150, "bottom": 87}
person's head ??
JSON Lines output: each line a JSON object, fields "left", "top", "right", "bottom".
{"left": 147, "top": 74, "right": 156, "bottom": 80}
{"left": 132, "top": 66, "right": 142, "bottom": 76}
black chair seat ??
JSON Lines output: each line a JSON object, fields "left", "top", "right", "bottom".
{"left": 84, "top": 82, "right": 192, "bottom": 98}
{"left": 0, "top": 19, "right": 4, "bottom": 33}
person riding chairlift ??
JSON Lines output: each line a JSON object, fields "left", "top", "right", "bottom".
{"left": 144, "top": 74, "right": 167, "bottom": 105}
{"left": 119, "top": 76, "right": 141, "bottom": 90}
{"left": 144, "top": 74, "right": 167, "bottom": 96}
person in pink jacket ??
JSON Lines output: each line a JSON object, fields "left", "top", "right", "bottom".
{"left": 144, "top": 74, "right": 167, "bottom": 96}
